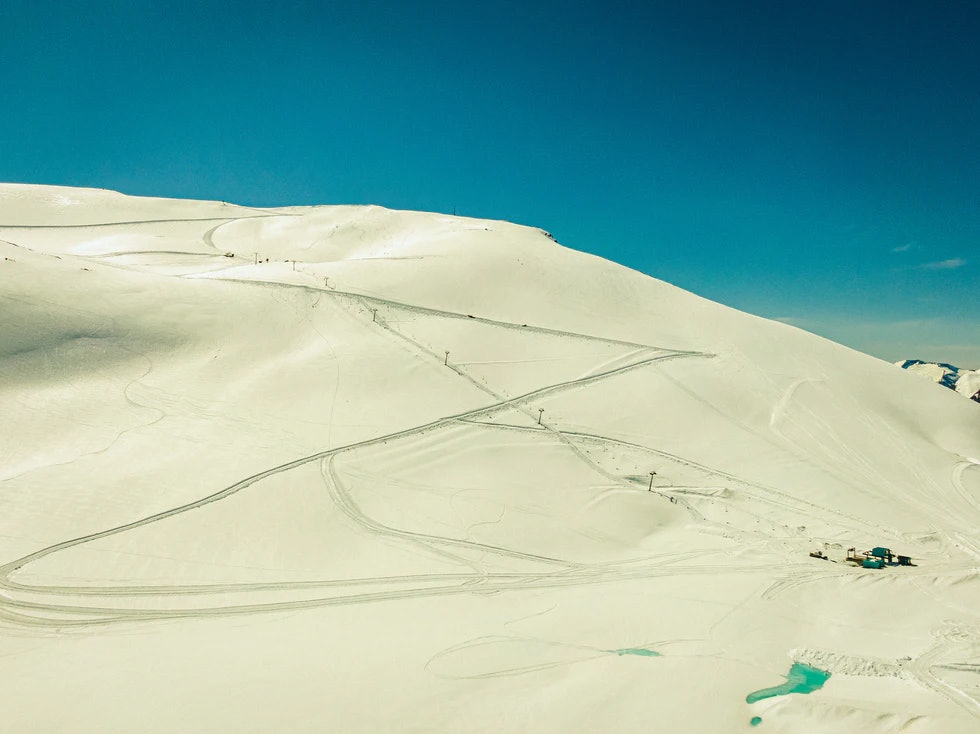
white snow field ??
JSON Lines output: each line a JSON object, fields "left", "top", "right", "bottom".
{"left": 1, "top": 183, "right": 978, "bottom": 733}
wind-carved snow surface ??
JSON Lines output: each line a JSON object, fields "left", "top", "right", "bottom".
{"left": 1, "top": 184, "right": 978, "bottom": 733}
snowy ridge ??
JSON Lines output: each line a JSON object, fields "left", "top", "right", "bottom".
{"left": 1, "top": 184, "right": 978, "bottom": 733}
{"left": 897, "top": 359, "right": 980, "bottom": 402}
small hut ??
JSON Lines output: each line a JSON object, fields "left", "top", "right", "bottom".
{"left": 870, "top": 547, "right": 894, "bottom": 563}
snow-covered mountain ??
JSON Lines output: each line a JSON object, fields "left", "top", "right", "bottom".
{"left": 1, "top": 184, "right": 978, "bottom": 733}
{"left": 897, "top": 359, "right": 980, "bottom": 402}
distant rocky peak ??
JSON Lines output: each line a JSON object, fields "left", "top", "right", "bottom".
{"left": 896, "top": 359, "right": 980, "bottom": 402}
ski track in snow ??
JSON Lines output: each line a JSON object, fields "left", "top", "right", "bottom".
{"left": 0, "top": 275, "right": 727, "bottom": 627}
{"left": 2, "top": 268, "right": 975, "bottom": 659}
{"left": 952, "top": 460, "right": 980, "bottom": 515}
{"left": 2, "top": 200, "right": 977, "bottom": 730}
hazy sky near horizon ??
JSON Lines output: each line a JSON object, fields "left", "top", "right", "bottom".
{"left": 2, "top": 1, "right": 977, "bottom": 365}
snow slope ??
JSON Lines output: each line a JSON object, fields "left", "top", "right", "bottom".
{"left": 1, "top": 184, "right": 978, "bottom": 733}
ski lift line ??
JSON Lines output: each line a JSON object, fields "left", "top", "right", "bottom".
{"left": 362, "top": 290, "right": 711, "bottom": 507}
{"left": 0, "top": 335, "right": 709, "bottom": 594}
{"left": 355, "top": 294, "right": 522, "bottom": 411}
{"left": 534, "top": 428, "right": 889, "bottom": 531}
{"left": 357, "top": 286, "right": 710, "bottom": 423}
{"left": 0, "top": 267, "right": 713, "bottom": 623}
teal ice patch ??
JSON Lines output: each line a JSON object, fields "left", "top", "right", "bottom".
{"left": 609, "top": 647, "right": 660, "bottom": 657}
{"left": 746, "top": 663, "right": 830, "bottom": 704}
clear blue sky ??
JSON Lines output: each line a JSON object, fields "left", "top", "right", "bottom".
{"left": 2, "top": 1, "right": 977, "bottom": 365}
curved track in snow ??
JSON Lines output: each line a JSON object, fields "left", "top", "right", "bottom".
{"left": 0, "top": 284, "right": 719, "bottom": 626}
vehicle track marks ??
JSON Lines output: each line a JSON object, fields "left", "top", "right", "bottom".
{"left": 0, "top": 297, "right": 713, "bottom": 625}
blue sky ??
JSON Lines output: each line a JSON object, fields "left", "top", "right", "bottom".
{"left": 2, "top": 1, "right": 977, "bottom": 365}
